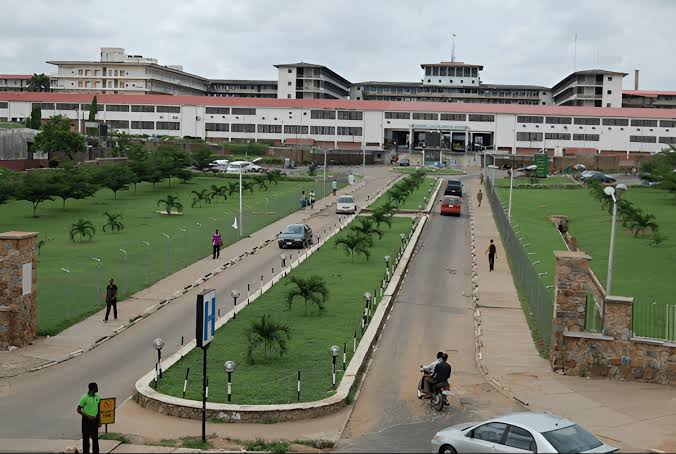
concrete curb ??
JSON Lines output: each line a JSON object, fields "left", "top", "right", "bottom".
{"left": 135, "top": 213, "right": 429, "bottom": 422}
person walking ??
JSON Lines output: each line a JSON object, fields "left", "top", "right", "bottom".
{"left": 485, "top": 239, "right": 497, "bottom": 271}
{"left": 300, "top": 190, "right": 308, "bottom": 210}
{"left": 477, "top": 189, "right": 483, "bottom": 207}
{"left": 332, "top": 178, "right": 338, "bottom": 196}
{"left": 309, "top": 190, "right": 316, "bottom": 209}
{"left": 480, "top": 172, "right": 484, "bottom": 185}
{"left": 212, "top": 229, "right": 222, "bottom": 259}
{"left": 103, "top": 279, "right": 118, "bottom": 322}
{"left": 77, "top": 382, "right": 100, "bottom": 454}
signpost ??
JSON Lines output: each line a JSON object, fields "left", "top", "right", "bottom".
{"left": 534, "top": 153, "right": 549, "bottom": 178}
{"left": 98, "top": 397, "right": 116, "bottom": 433}
{"left": 195, "top": 289, "right": 216, "bottom": 443}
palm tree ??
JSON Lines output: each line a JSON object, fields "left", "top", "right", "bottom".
{"left": 157, "top": 194, "right": 183, "bottom": 214}
{"left": 70, "top": 219, "right": 96, "bottom": 242}
{"left": 28, "top": 73, "right": 50, "bottom": 92}
{"left": 372, "top": 202, "right": 396, "bottom": 229}
{"left": 254, "top": 175, "right": 268, "bottom": 191}
{"left": 102, "top": 212, "right": 124, "bottom": 232}
{"left": 286, "top": 275, "right": 329, "bottom": 315}
{"left": 191, "top": 189, "right": 212, "bottom": 208}
{"left": 209, "top": 184, "right": 228, "bottom": 203}
{"left": 350, "top": 217, "right": 384, "bottom": 239}
{"left": 246, "top": 314, "right": 291, "bottom": 364}
{"left": 629, "top": 211, "right": 658, "bottom": 237}
{"left": 335, "top": 231, "right": 373, "bottom": 261}
{"left": 388, "top": 186, "right": 409, "bottom": 206}
{"left": 266, "top": 170, "right": 283, "bottom": 185}
{"left": 242, "top": 180, "right": 256, "bottom": 193}
{"left": 227, "top": 182, "right": 240, "bottom": 196}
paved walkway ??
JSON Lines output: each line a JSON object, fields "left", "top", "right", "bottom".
{"left": 468, "top": 174, "right": 676, "bottom": 453}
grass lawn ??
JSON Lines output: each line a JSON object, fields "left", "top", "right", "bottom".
{"left": 369, "top": 177, "right": 437, "bottom": 211}
{"left": 494, "top": 185, "right": 676, "bottom": 339}
{"left": 155, "top": 216, "right": 413, "bottom": 404}
{"left": 392, "top": 167, "right": 464, "bottom": 175}
{"left": 0, "top": 175, "right": 340, "bottom": 336}
{"left": 493, "top": 176, "right": 578, "bottom": 188}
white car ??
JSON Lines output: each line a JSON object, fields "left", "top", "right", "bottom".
{"left": 226, "top": 160, "right": 264, "bottom": 174}
{"left": 208, "top": 159, "right": 230, "bottom": 173}
{"left": 336, "top": 195, "right": 357, "bottom": 214}
{"left": 431, "top": 412, "right": 617, "bottom": 454}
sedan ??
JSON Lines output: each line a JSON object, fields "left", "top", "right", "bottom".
{"left": 399, "top": 158, "right": 411, "bottom": 167}
{"left": 277, "top": 224, "right": 313, "bottom": 249}
{"left": 431, "top": 412, "right": 617, "bottom": 454}
{"left": 336, "top": 195, "right": 357, "bottom": 214}
{"left": 440, "top": 196, "right": 462, "bottom": 216}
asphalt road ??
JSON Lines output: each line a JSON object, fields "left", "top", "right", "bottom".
{"left": 336, "top": 175, "right": 521, "bottom": 453}
{"left": 0, "top": 168, "right": 396, "bottom": 440}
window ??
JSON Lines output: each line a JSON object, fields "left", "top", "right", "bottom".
{"left": 545, "top": 133, "right": 571, "bottom": 140}
{"left": 412, "top": 112, "right": 439, "bottom": 121}
{"left": 156, "top": 106, "right": 181, "bottom": 113}
{"left": 310, "top": 125, "right": 335, "bottom": 135}
{"left": 231, "top": 108, "right": 256, "bottom": 115}
{"left": 33, "top": 103, "right": 55, "bottom": 110}
{"left": 517, "top": 116, "right": 544, "bottom": 124}
{"left": 517, "top": 132, "right": 543, "bottom": 141}
{"left": 105, "top": 120, "right": 129, "bottom": 129}
{"left": 607, "top": 90, "right": 612, "bottom": 95}
{"left": 471, "top": 423, "right": 508, "bottom": 444}
{"left": 284, "top": 125, "right": 308, "bottom": 134}
{"left": 631, "top": 119, "right": 658, "bottom": 127}
{"left": 602, "top": 118, "right": 629, "bottom": 126}
{"left": 206, "top": 107, "right": 230, "bottom": 115}
{"left": 608, "top": 76, "right": 613, "bottom": 81}
{"left": 78, "top": 69, "right": 83, "bottom": 75}
{"left": 545, "top": 116, "right": 572, "bottom": 124}
{"left": 440, "top": 113, "right": 466, "bottom": 121}
{"left": 337, "top": 126, "right": 362, "bottom": 136}
{"left": 385, "top": 112, "right": 411, "bottom": 119}
{"left": 56, "top": 103, "right": 79, "bottom": 111}
{"left": 425, "top": 67, "right": 431, "bottom": 76}
{"left": 659, "top": 120, "right": 676, "bottom": 128}
{"left": 0, "top": 102, "right": 7, "bottom": 109}
{"left": 288, "top": 68, "right": 292, "bottom": 73}
{"left": 311, "top": 110, "right": 336, "bottom": 120}
{"left": 131, "top": 105, "right": 155, "bottom": 113}
{"left": 156, "top": 121, "right": 180, "bottom": 130}
{"left": 629, "top": 135, "right": 657, "bottom": 143}
{"left": 573, "top": 134, "right": 600, "bottom": 141}
{"left": 106, "top": 104, "right": 130, "bottom": 112}
{"left": 542, "top": 424, "right": 602, "bottom": 453}
{"left": 131, "top": 121, "right": 154, "bottom": 130}
{"left": 337, "top": 111, "right": 363, "bottom": 121}
{"left": 205, "top": 123, "right": 229, "bottom": 132}
{"left": 574, "top": 117, "right": 600, "bottom": 125}
{"left": 659, "top": 137, "right": 676, "bottom": 144}
{"left": 257, "top": 124, "right": 282, "bottom": 133}
{"left": 505, "top": 426, "right": 535, "bottom": 452}
{"left": 231, "top": 123, "right": 255, "bottom": 133}
{"left": 288, "top": 81, "right": 292, "bottom": 86}
{"left": 468, "top": 114, "right": 494, "bottom": 122}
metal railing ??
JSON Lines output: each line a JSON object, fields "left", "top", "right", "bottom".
{"left": 633, "top": 302, "right": 676, "bottom": 342}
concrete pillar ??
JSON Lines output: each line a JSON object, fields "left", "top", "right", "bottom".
{"left": 465, "top": 130, "right": 469, "bottom": 153}
{"left": 0, "top": 231, "right": 38, "bottom": 349}
{"left": 409, "top": 126, "right": 413, "bottom": 151}
{"left": 603, "top": 296, "right": 634, "bottom": 341}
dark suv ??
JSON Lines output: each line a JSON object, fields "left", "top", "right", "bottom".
{"left": 278, "top": 224, "right": 314, "bottom": 249}
{"left": 444, "top": 179, "right": 463, "bottom": 197}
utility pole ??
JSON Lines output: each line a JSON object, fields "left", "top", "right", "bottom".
{"left": 451, "top": 33, "right": 456, "bottom": 62}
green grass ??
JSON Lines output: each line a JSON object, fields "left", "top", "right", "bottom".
{"left": 244, "top": 439, "right": 289, "bottom": 453}
{"left": 156, "top": 217, "right": 412, "bottom": 404}
{"left": 0, "top": 175, "right": 339, "bottom": 336}
{"left": 0, "top": 122, "right": 26, "bottom": 129}
{"left": 392, "top": 167, "right": 464, "bottom": 175}
{"left": 494, "top": 176, "right": 578, "bottom": 188}
{"left": 369, "top": 177, "right": 437, "bottom": 211}
{"left": 99, "top": 432, "right": 130, "bottom": 444}
{"left": 181, "top": 437, "right": 211, "bottom": 450}
{"left": 494, "top": 185, "right": 676, "bottom": 339}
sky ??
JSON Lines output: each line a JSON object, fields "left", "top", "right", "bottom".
{"left": 1, "top": 0, "right": 675, "bottom": 90}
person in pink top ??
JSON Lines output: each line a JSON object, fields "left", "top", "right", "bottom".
{"left": 212, "top": 229, "right": 222, "bottom": 259}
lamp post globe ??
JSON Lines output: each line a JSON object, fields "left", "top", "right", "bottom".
{"left": 224, "top": 360, "right": 236, "bottom": 374}
{"left": 153, "top": 337, "right": 165, "bottom": 379}
{"left": 231, "top": 289, "right": 241, "bottom": 318}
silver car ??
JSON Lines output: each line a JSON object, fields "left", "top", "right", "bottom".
{"left": 431, "top": 412, "right": 617, "bottom": 453}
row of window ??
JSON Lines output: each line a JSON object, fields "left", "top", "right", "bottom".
{"left": 516, "top": 115, "right": 675, "bottom": 128}
{"left": 424, "top": 66, "right": 479, "bottom": 78}
{"left": 383, "top": 112, "right": 493, "bottom": 122}
{"left": 517, "top": 132, "right": 601, "bottom": 142}
{"left": 361, "top": 85, "right": 541, "bottom": 97}
{"left": 309, "top": 110, "right": 364, "bottom": 121}
{"left": 30, "top": 103, "right": 181, "bottom": 113}
{"left": 204, "top": 123, "right": 363, "bottom": 136}
{"left": 105, "top": 121, "right": 181, "bottom": 130}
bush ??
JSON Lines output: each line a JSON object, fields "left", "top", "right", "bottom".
{"left": 223, "top": 142, "right": 268, "bottom": 156}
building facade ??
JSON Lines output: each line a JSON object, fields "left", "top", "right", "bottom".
{"left": 551, "top": 70, "right": 626, "bottom": 108}
{"left": 275, "top": 63, "right": 351, "bottom": 99}
{"left": 2, "top": 92, "right": 674, "bottom": 156}
{"left": 0, "top": 75, "right": 31, "bottom": 92}
{"left": 622, "top": 90, "right": 676, "bottom": 109}
{"left": 208, "top": 80, "right": 277, "bottom": 98}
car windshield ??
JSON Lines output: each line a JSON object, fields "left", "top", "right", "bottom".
{"left": 541, "top": 424, "right": 603, "bottom": 453}
{"left": 283, "top": 225, "right": 303, "bottom": 234}
{"left": 443, "top": 197, "right": 459, "bottom": 203}
{"left": 338, "top": 197, "right": 353, "bottom": 203}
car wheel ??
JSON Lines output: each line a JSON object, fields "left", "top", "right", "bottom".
{"left": 439, "top": 444, "right": 457, "bottom": 454}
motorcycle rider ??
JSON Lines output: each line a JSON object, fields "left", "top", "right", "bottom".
{"left": 420, "top": 352, "right": 444, "bottom": 393}
{"left": 424, "top": 353, "right": 452, "bottom": 394}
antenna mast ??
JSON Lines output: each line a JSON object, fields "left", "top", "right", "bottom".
{"left": 451, "top": 33, "right": 456, "bottom": 62}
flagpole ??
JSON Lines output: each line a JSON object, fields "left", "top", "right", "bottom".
{"left": 239, "top": 168, "right": 243, "bottom": 237}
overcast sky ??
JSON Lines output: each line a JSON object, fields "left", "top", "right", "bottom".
{"left": 1, "top": 0, "right": 674, "bottom": 90}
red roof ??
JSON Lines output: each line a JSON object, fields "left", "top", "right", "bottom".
{"left": 1, "top": 91, "right": 676, "bottom": 119}
{"left": 0, "top": 74, "right": 32, "bottom": 80}
{"left": 623, "top": 90, "right": 676, "bottom": 98}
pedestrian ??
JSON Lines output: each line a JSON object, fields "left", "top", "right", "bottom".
{"left": 480, "top": 172, "right": 484, "bottom": 185}
{"left": 485, "top": 239, "right": 497, "bottom": 271}
{"left": 300, "top": 190, "right": 307, "bottom": 209}
{"left": 103, "top": 278, "right": 117, "bottom": 322}
{"left": 332, "top": 178, "right": 338, "bottom": 196}
{"left": 309, "top": 190, "right": 316, "bottom": 209}
{"left": 212, "top": 229, "right": 222, "bottom": 259}
{"left": 477, "top": 189, "right": 483, "bottom": 207}
{"left": 77, "top": 382, "right": 100, "bottom": 454}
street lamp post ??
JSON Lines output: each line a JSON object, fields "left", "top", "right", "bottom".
{"left": 488, "top": 164, "right": 499, "bottom": 184}
{"left": 238, "top": 167, "right": 243, "bottom": 238}
{"left": 508, "top": 162, "right": 514, "bottom": 223}
{"left": 224, "top": 360, "right": 236, "bottom": 402}
{"left": 603, "top": 184, "right": 627, "bottom": 295}
{"left": 330, "top": 345, "right": 340, "bottom": 388}
{"left": 119, "top": 249, "right": 128, "bottom": 289}
{"left": 364, "top": 292, "right": 372, "bottom": 321}
{"left": 91, "top": 257, "right": 102, "bottom": 305}
{"left": 141, "top": 241, "right": 151, "bottom": 284}
{"left": 153, "top": 337, "right": 165, "bottom": 379}
{"left": 384, "top": 255, "right": 391, "bottom": 277}
{"left": 162, "top": 233, "right": 171, "bottom": 275}
{"left": 61, "top": 268, "right": 71, "bottom": 318}
{"left": 231, "top": 289, "right": 240, "bottom": 319}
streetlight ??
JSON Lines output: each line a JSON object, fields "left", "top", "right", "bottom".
{"left": 223, "top": 360, "right": 236, "bottom": 402}
{"left": 153, "top": 337, "right": 165, "bottom": 379}
{"left": 364, "top": 292, "right": 373, "bottom": 321}
{"left": 61, "top": 268, "right": 71, "bottom": 319}
{"left": 91, "top": 257, "right": 102, "bottom": 305}
{"left": 119, "top": 249, "right": 128, "bottom": 288}
{"left": 384, "top": 255, "right": 391, "bottom": 274}
{"left": 488, "top": 164, "right": 499, "bottom": 184}
{"left": 162, "top": 233, "right": 171, "bottom": 275}
{"left": 141, "top": 241, "right": 151, "bottom": 284}
{"left": 231, "top": 289, "right": 240, "bottom": 319}
{"left": 280, "top": 253, "right": 287, "bottom": 268}
{"left": 330, "top": 345, "right": 340, "bottom": 388}
{"left": 507, "top": 161, "right": 514, "bottom": 223}
{"left": 603, "top": 184, "right": 627, "bottom": 295}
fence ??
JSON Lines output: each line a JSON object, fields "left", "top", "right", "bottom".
{"left": 584, "top": 291, "right": 603, "bottom": 333}
{"left": 633, "top": 301, "right": 676, "bottom": 341}
{"left": 485, "top": 178, "right": 553, "bottom": 354}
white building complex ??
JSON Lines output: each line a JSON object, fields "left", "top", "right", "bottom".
{"left": 2, "top": 92, "right": 674, "bottom": 156}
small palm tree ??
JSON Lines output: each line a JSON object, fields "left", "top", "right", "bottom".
{"left": 242, "top": 180, "right": 256, "bottom": 193}
{"left": 267, "top": 170, "right": 283, "bottom": 185}
{"left": 227, "top": 182, "right": 240, "bottom": 196}
{"left": 254, "top": 175, "right": 268, "bottom": 191}
{"left": 157, "top": 195, "right": 183, "bottom": 214}
{"left": 70, "top": 219, "right": 96, "bottom": 242}
{"left": 388, "top": 187, "right": 409, "bottom": 206}
{"left": 246, "top": 314, "right": 291, "bottom": 364}
{"left": 629, "top": 211, "right": 658, "bottom": 237}
{"left": 335, "top": 231, "right": 373, "bottom": 261}
{"left": 372, "top": 203, "right": 395, "bottom": 229}
{"left": 102, "top": 212, "right": 124, "bottom": 232}
{"left": 350, "top": 217, "right": 384, "bottom": 239}
{"left": 209, "top": 184, "right": 228, "bottom": 203}
{"left": 191, "top": 189, "right": 212, "bottom": 208}
{"left": 286, "top": 275, "right": 330, "bottom": 315}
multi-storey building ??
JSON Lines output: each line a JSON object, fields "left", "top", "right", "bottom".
{"left": 208, "top": 80, "right": 277, "bottom": 98}
{"left": 275, "top": 63, "right": 351, "bottom": 99}
{"left": 622, "top": 90, "right": 676, "bottom": 109}
{"left": 0, "top": 75, "right": 31, "bottom": 92}
{"left": 550, "top": 69, "right": 626, "bottom": 108}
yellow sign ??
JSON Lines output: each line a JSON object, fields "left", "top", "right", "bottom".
{"left": 99, "top": 397, "right": 116, "bottom": 425}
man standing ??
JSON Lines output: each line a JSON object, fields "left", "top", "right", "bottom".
{"left": 332, "top": 178, "right": 338, "bottom": 196}
{"left": 77, "top": 382, "right": 100, "bottom": 454}
{"left": 103, "top": 279, "right": 117, "bottom": 322}
{"left": 485, "top": 239, "right": 497, "bottom": 271}
{"left": 300, "top": 190, "right": 307, "bottom": 210}
{"left": 212, "top": 229, "right": 222, "bottom": 259}
{"left": 309, "top": 190, "right": 316, "bottom": 210}
{"left": 477, "top": 189, "right": 483, "bottom": 207}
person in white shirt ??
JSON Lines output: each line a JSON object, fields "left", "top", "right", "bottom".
{"left": 419, "top": 351, "right": 444, "bottom": 393}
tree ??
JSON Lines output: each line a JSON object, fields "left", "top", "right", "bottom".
{"left": 153, "top": 145, "right": 191, "bottom": 188}
{"left": 641, "top": 148, "right": 676, "bottom": 195}
{"left": 191, "top": 145, "right": 215, "bottom": 170}
{"left": 127, "top": 158, "right": 150, "bottom": 192}
{"left": 126, "top": 142, "right": 149, "bottom": 161}
{"left": 335, "top": 231, "right": 373, "bottom": 261}
{"left": 209, "top": 184, "right": 228, "bottom": 203}
{"left": 286, "top": 275, "right": 329, "bottom": 315}
{"left": 191, "top": 189, "right": 212, "bottom": 207}
{"left": 27, "top": 73, "right": 50, "bottom": 92}
{"left": 350, "top": 217, "right": 384, "bottom": 239}
{"left": 102, "top": 212, "right": 124, "bottom": 232}
{"left": 628, "top": 211, "right": 658, "bottom": 237}
{"left": 70, "top": 219, "right": 96, "bottom": 242}
{"left": 51, "top": 167, "right": 99, "bottom": 208}
{"left": 371, "top": 203, "right": 396, "bottom": 229}
{"left": 242, "top": 180, "right": 255, "bottom": 193}
{"left": 157, "top": 194, "right": 183, "bottom": 214}
{"left": 0, "top": 170, "right": 18, "bottom": 205}
{"left": 246, "top": 314, "right": 291, "bottom": 364}
{"left": 14, "top": 171, "right": 57, "bottom": 217}
{"left": 33, "top": 115, "right": 85, "bottom": 160}
{"left": 88, "top": 96, "right": 98, "bottom": 122}
{"left": 266, "top": 169, "right": 283, "bottom": 185}
{"left": 175, "top": 168, "right": 194, "bottom": 184}
{"left": 27, "top": 104, "right": 42, "bottom": 130}
{"left": 387, "top": 186, "right": 409, "bottom": 206}
{"left": 227, "top": 181, "right": 240, "bottom": 196}
{"left": 98, "top": 164, "right": 135, "bottom": 199}
{"left": 254, "top": 174, "right": 268, "bottom": 191}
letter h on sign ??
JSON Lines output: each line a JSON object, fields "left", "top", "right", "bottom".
{"left": 196, "top": 289, "right": 217, "bottom": 348}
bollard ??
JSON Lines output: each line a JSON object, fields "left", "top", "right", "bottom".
{"left": 343, "top": 342, "right": 347, "bottom": 370}
{"left": 297, "top": 370, "right": 301, "bottom": 402}
{"left": 182, "top": 367, "right": 190, "bottom": 398}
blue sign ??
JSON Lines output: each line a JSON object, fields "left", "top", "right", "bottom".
{"left": 196, "top": 289, "right": 216, "bottom": 348}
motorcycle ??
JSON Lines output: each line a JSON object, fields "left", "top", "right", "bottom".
{"left": 417, "top": 367, "right": 451, "bottom": 411}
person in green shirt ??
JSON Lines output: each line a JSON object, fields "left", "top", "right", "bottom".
{"left": 77, "top": 382, "right": 100, "bottom": 454}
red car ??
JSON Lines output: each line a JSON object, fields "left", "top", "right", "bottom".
{"left": 440, "top": 196, "right": 462, "bottom": 216}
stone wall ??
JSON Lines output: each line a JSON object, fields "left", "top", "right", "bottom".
{"left": 0, "top": 231, "right": 38, "bottom": 349}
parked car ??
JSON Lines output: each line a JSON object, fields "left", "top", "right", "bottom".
{"left": 433, "top": 161, "right": 448, "bottom": 168}
{"left": 336, "top": 195, "right": 357, "bottom": 214}
{"left": 208, "top": 159, "right": 230, "bottom": 173}
{"left": 581, "top": 171, "right": 616, "bottom": 184}
{"left": 399, "top": 158, "right": 411, "bottom": 167}
{"left": 277, "top": 224, "right": 313, "bottom": 249}
{"left": 439, "top": 196, "right": 462, "bottom": 216}
{"left": 444, "top": 179, "right": 463, "bottom": 197}
{"left": 431, "top": 412, "right": 617, "bottom": 454}
{"left": 225, "top": 161, "right": 264, "bottom": 174}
